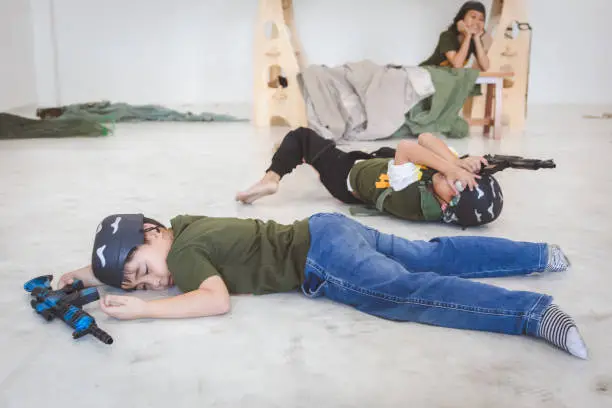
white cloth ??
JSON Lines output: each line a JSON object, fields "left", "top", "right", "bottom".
{"left": 386, "top": 160, "right": 422, "bottom": 191}
{"left": 347, "top": 159, "right": 421, "bottom": 193}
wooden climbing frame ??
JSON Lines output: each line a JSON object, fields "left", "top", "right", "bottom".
{"left": 253, "top": 0, "right": 532, "bottom": 132}
{"left": 253, "top": 0, "right": 307, "bottom": 128}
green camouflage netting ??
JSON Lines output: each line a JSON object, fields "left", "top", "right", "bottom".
{"left": 40, "top": 101, "right": 248, "bottom": 123}
{"left": 2, "top": 101, "right": 248, "bottom": 140}
{"left": 0, "top": 113, "right": 110, "bottom": 140}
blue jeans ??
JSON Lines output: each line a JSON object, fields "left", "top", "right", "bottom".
{"left": 302, "top": 213, "right": 552, "bottom": 336}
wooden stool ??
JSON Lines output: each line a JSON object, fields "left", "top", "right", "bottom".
{"left": 465, "top": 71, "right": 514, "bottom": 139}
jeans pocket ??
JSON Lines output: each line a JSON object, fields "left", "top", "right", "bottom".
{"left": 301, "top": 262, "right": 327, "bottom": 298}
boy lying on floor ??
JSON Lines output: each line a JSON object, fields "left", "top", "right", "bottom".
{"left": 236, "top": 128, "right": 537, "bottom": 228}
{"left": 58, "top": 212, "right": 587, "bottom": 359}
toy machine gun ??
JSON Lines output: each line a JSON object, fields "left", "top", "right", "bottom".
{"left": 480, "top": 154, "right": 556, "bottom": 175}
{"left": 24, "top": 275, "right": 113, "bottom": 344}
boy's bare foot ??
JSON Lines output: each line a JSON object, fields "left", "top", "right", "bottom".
{"left": 235, "top": 181, "right": 279, "bottom": 204}
{"left": 236, "top": 172, "right": 281, "bottom": 204}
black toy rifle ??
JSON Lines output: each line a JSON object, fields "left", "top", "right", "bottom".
{"left": 480, "top": 154, "right": 556, "bottom": 175}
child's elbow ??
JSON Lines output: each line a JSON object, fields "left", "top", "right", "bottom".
{"left": 214, "top": 294, "right": 231, "bottom": 315}
{"left": 198, "top": 289, "right": 231, "bottom": 316}
{"left": 417, "top": 133, "right": 434, "bottom": 145}
{"left": 219, "top": 298, "right": 231, "bottom": 315}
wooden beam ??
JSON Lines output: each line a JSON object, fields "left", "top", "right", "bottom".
{"left": 253, "top": 0, "right": 307, "bottom": 129}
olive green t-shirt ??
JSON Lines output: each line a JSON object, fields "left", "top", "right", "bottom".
{"left": 420, "top": 30, "right": 473, "bottom": 67}
{"left": 166, "top": 215, "right": 311, "bottom": 294}
{"left": 349, "top": 158, "right": 440, "bottom": 221}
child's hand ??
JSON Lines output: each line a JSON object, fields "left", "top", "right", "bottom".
{"left": 100, "top": 295, "right": 149, "bottom": 320}
{"left": 470, "top": 24, "right": 484, "bottom": 38}
{"left": 57, "top": 272, "right": 76, "bottom": 289}
{"left": 56, "top": 266, "right": 101, "bottom": 289}
{"left": 445, "top": 167, "right": 481, "bottom": 193}
{"left": 458, "top": 156, "right": 488, "bottom": 173}
{"left": 457, "top": 21, "right": 469, "bottom": 34}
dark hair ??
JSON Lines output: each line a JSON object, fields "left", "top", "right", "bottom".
{"left": 121, "top": 216, "right": 167, "bottom": 288}
{"left": 143, "top": 217, "right": 166, "bottom": 229}
{"left": 449, "top": 1, "right": 487, "bottom": 34}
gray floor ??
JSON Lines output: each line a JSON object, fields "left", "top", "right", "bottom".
{"left": 1, "top": 106, "right": 611, "bottom": 407}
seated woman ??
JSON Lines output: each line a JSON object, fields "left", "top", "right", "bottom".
{"left": 420, "top": 1, "right": 490, "bottom": 71}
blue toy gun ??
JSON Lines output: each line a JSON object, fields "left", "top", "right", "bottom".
{"left": 24, "top": 275, "right": 113, "bottom": 344}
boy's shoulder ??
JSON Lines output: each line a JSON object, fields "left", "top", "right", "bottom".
{"left": 169, "top": 215, "right": 309, "bottom": 250}
{"left": 168, "top": 215, "right": 254, "bottom": 260}
{"left": 170, "top": 215, "right": 209, "bottom": 239}
{"left": 170, "top": 215, "right": 248, "bottom": 239}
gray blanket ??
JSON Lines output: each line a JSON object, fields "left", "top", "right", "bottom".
{"left": 296, "top": 60, "right": 435, "bottom": 142}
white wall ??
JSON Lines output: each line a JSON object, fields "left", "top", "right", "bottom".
{"left": 30, "top": 0, "right": 59, "bottom": 108}
{"left": 0, "top": 0, "right": 37, "bottom": 110}
{"left": 29, "top": 0, "right": 612, "bottom": 107}
{"left": 528, "top": 0, "right": 612, "bottom": 105}
{"left": 31, "top": 0, "right": 259, "bottom": 106}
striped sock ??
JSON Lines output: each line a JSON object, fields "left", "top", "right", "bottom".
{"left": 537, "top": 304, "right": 587, "bottom": 359}
{"left": 544, "top": 245, "right": 570, "bottom": 272}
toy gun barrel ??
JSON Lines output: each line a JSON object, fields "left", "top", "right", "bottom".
{"left": 88, "top": 326, "right": 114, "bottom": 345}
{"left": 61, "top": 304, "right": 114, "bottom": 345}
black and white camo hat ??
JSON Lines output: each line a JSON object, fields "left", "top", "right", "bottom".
{"left": 442, "top": 174, "right": 504, "bottom": 228}
{"left": 91, "top": 214, "right": 144, "bottom": 288}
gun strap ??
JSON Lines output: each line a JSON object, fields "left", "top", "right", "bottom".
{"left": 348, "top": 206, "right": 385, "bottom": 216}
{"left": 348, "top": 187, "right": 393, "bottom": 217}
{"left": 375, "top": 187, "right": 393, "bottom": 212}
{"left": 349, "top": 182, "right": 442, "bottom": 222}
{"left": 418, "top": 183, "right": 443, "bottom": 221}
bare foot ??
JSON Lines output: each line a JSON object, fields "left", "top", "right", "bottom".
{"left": 236, "top": 180, "right": 279, "bottom": 204}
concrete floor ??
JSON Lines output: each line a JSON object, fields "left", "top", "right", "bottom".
{"left": 1, "top": 105, "right": 611, "bottom": 407}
